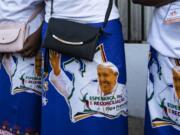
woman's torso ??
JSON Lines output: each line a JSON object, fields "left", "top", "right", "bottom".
{"left": 0, "top": 0, "right": 43, "bottom": 21}
{"left": 44, "top": 0, "right": 119, "bottom": 23}
{"left": 0, "top": 0, "right": 43, "bottom": 36}
{"left": 148, "top": 1, "right": 180, "bottom": 58}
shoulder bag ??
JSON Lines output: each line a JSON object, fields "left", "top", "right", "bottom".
{"left": 43, "top": 0, "right": 114, "bottom": 61}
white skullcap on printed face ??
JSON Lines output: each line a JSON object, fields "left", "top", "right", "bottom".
{"left": 99, "top": 62, "right": 119, "bottom": 74}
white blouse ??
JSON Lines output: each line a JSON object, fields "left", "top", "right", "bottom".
{"left": 44, "top": 0, "right": 119, "bottom": 23}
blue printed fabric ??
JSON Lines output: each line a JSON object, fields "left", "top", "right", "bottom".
{"left": 0, "top": 54, "right": 42, "bottom": 134}
{"left": 41, "top": 19, "right": 128, "bottom": 135}
{"left": 145, "top": 48, "right": 180, "bottom": 135}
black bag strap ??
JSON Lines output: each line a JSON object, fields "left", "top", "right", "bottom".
{"left": 50, "top": 0, "right": 54, "bottom": 16}
{"left": 103, "top": 0, "right": 114, "bottom": 29}
{"left": 115, "top": 0, "right": 118, "bottom": 7}
{"left": 50, "top": 0, "right": 114, "bottom": 29}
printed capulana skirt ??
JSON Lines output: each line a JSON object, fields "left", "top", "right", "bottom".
{"left": 41, "top": 19, "right": 128, "bottom": 135}
{"left": 145, "top": 47, "right": 180, "bottom": 135}
{"left": 0, "top": 53, "right": 42, "bottom": 134}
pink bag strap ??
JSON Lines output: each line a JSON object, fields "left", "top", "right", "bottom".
{"left": 27, "top": 3, "right": 44, "bottom": 24}
{"left": 24, "top": 3, "right": 44, "bottom": 39}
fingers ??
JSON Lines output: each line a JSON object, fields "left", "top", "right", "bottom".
{"left": 49, "top": 50, "right": 59, "bottom": 59}
{"left": 4, "top": 53, "right": 11, "bottom": 59}
{"left": 18, "top": 38, "right": 41, "bottom": 58}
{"left": 49, "top": 50, "right": 58, "bottom": 56}
{"left": 18, "top": 25, "right": 42, "bottom": 58}
{"left": 19, "top": 47, "right": 38, "bottom": 57}
{"left": 49, "top": 50, "right": 53, "bottom": 60}
{"left": 19, "top": 47, "right": 33, "bottom": 57}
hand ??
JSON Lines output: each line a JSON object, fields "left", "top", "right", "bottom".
{"left": 18, "top": 25, "right": 42, "bottom": 57}
{"left": 4, "top": 53, "right": 11, "bottom": 59}
{"left": 49, "top": 50, "right": 61, "bottom": 76}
